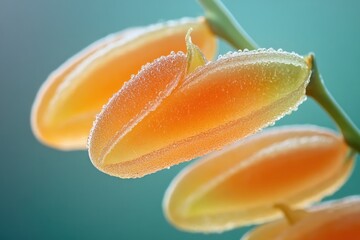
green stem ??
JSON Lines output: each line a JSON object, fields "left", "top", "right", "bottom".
{"left": 306, "top": 54, "right": 360, "bottom": 152}
{"left": 197, "top": 0, "right": 257, "bottom": 50}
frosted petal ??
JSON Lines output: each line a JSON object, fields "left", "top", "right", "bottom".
{"left": 89, "top": 52, "right": 187, "bottom": 171}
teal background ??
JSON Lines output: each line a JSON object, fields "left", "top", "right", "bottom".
{"left": 1, "top": 0, "right": 359, "bottom": 239}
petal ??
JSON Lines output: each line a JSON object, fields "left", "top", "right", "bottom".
{"left": 186, "top": 28, "right": 208, "bottom": 74}
{"left": 163, "top": 125, "right": 354, "bottom": 232}
{"left": 31, "top": 17, "right": 216, "bottom": 150}
{"left": 89, "top": 52, "right": 187, "bottom": 174}
{"left": 243, "top": 196, "right": 360, "bottom": 240}
{"left": 89, "top": 49, "right": 311, "bottom": 178}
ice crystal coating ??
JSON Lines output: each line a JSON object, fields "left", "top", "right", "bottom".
{"left": 89, "top": 52, "right": 187, "bottom": 171}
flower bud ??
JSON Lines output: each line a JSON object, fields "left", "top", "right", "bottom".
{"left": 243, "top": 196, "right": 360, "bottom": 240}
{"left": 89, "top": 49, "right": 311, "bottom": 178}
{"left": 163, "top": 125, "right": 353, "bottom": 232}
{"left": 31, "top": 17, "right": 216, "bottom": 150}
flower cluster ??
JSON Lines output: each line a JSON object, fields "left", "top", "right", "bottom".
{"left": 31, "top": 3, "right": 359, "bottom": 239}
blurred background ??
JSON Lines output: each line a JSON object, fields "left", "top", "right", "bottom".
{"left": 1, "top": 0, "right": 359, "bottom": 239}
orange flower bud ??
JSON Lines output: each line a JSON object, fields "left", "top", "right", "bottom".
{"left": 163, "top": 125, "right": 354, "bottom": 232}
{"left": 88, "top": 49, "right": 311, "bottom": 178}
{"left": 242, "top": 196, "right": 360, "bottom": 240}
{"left": 31, "top": 17, "right": 216, "bottom": 150}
